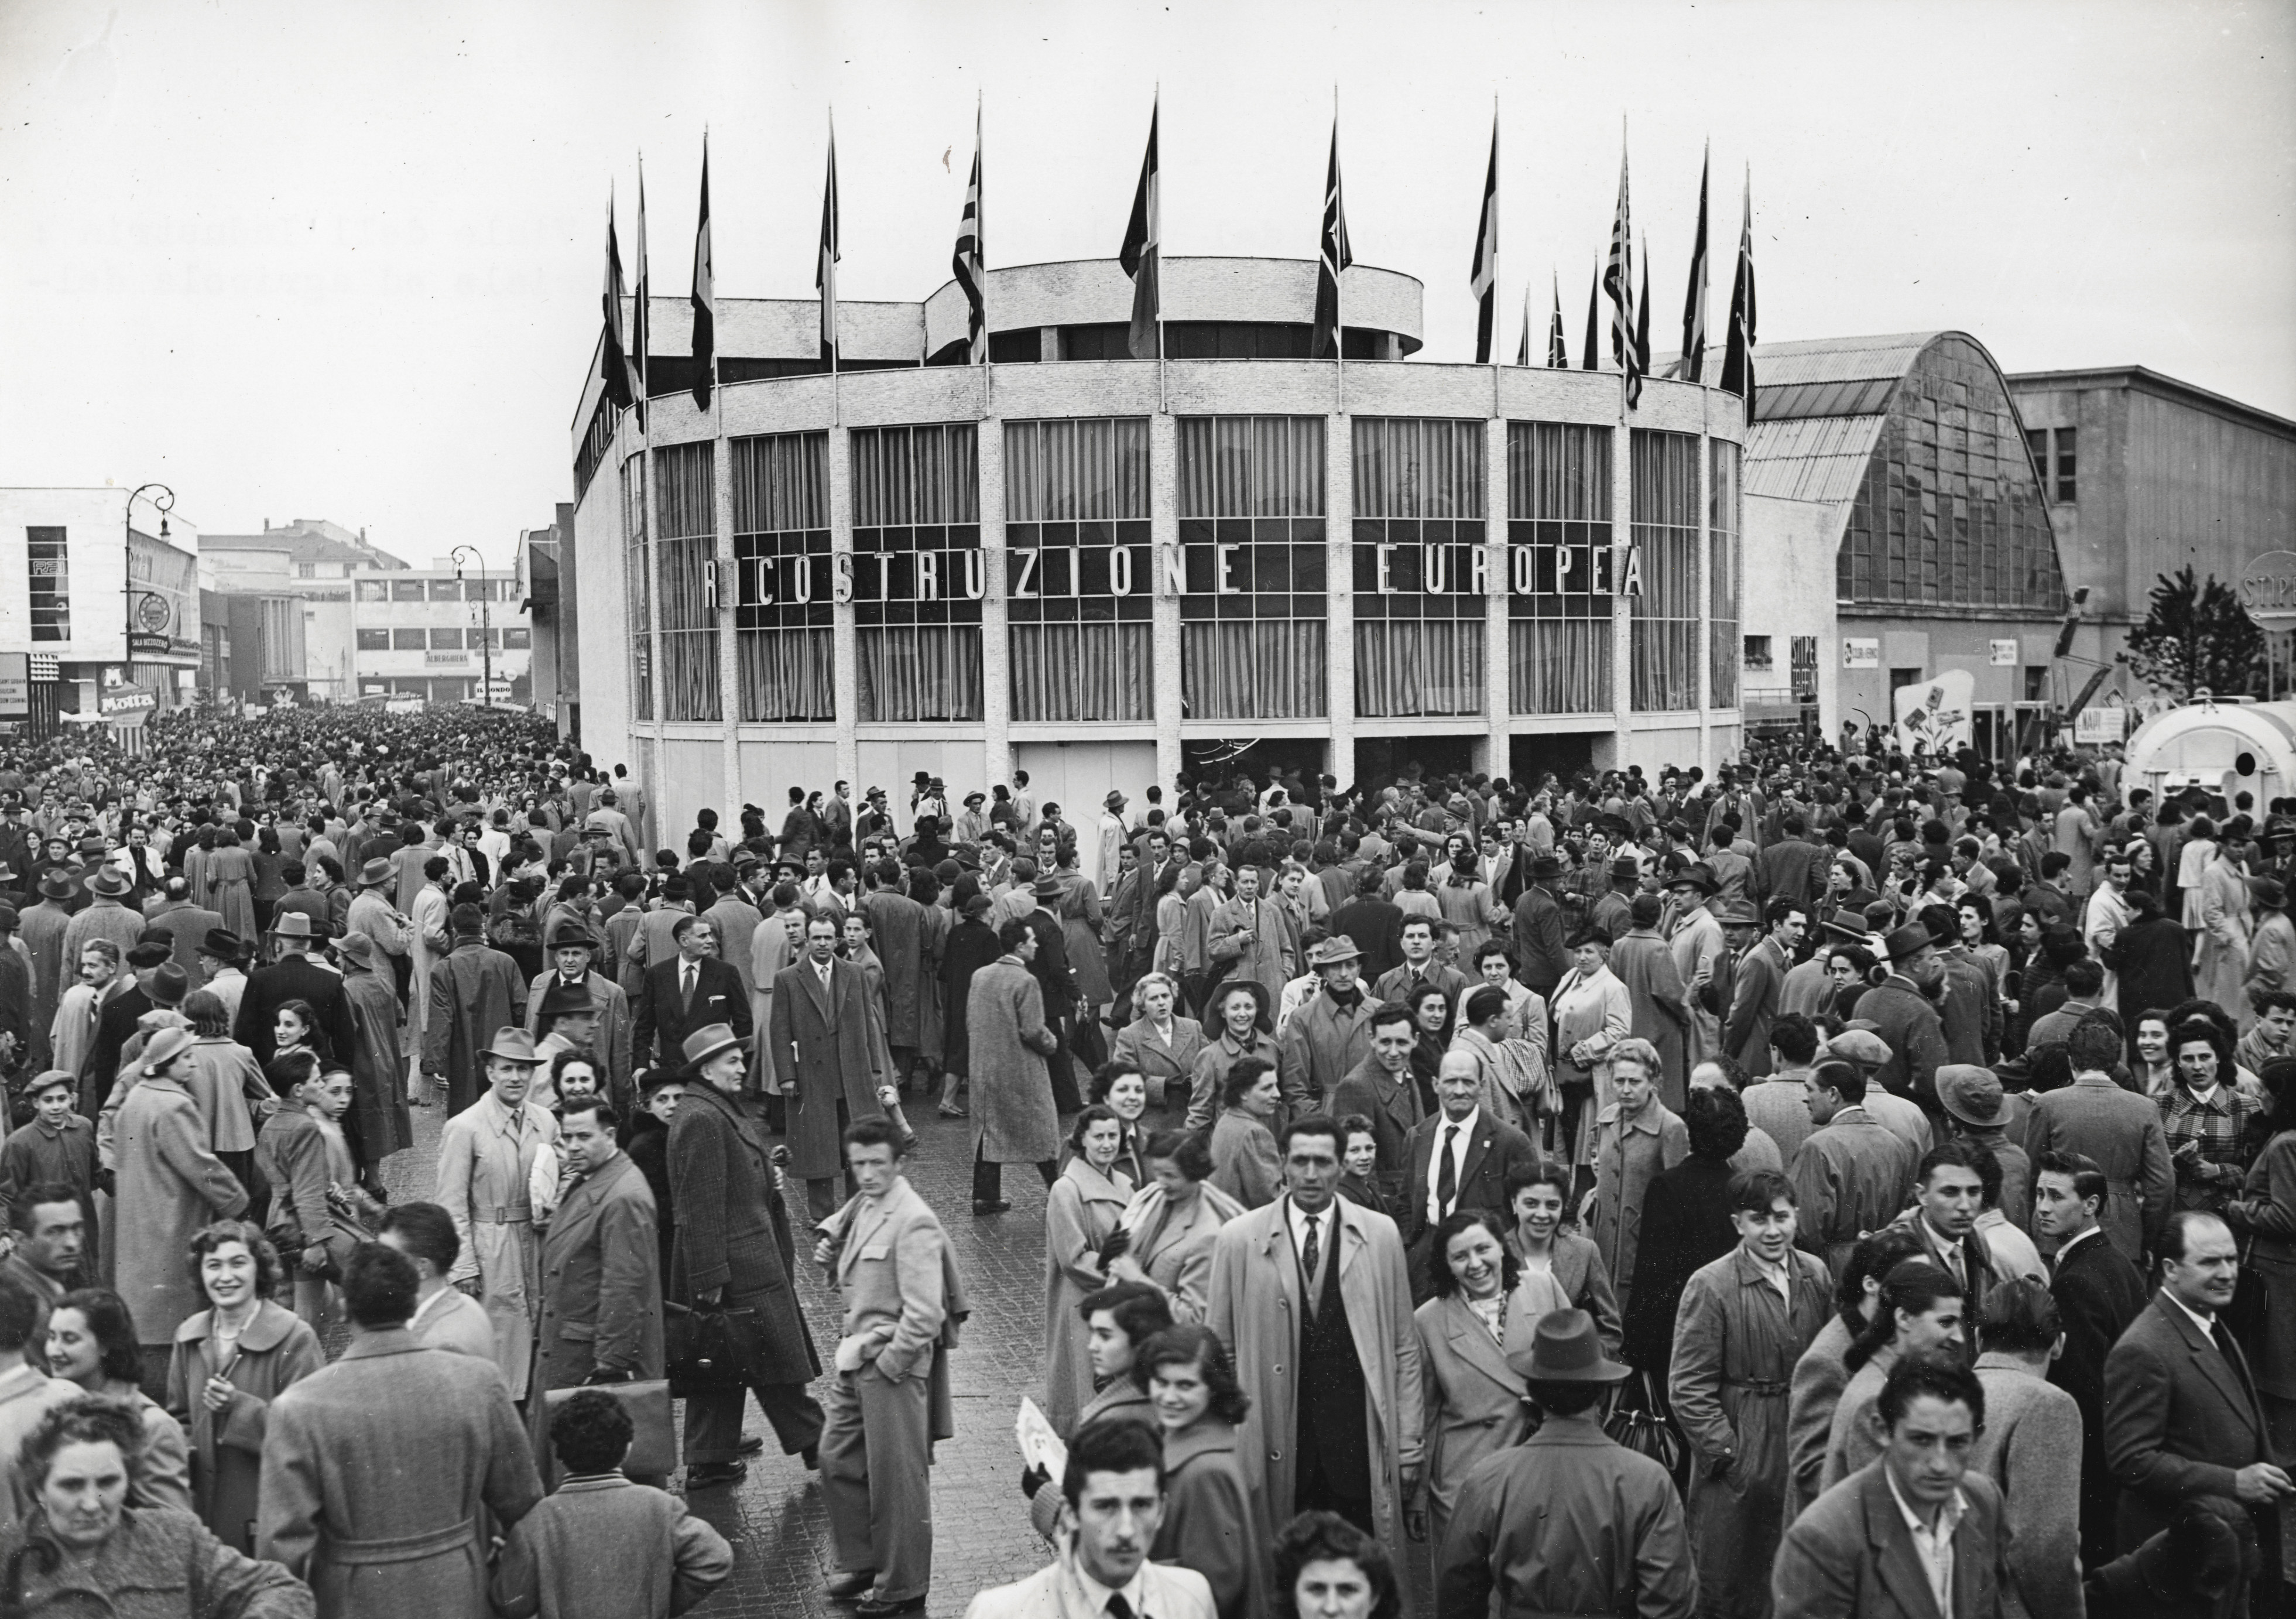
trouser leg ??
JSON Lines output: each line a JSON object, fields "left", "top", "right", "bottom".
{"left": 973, "top": 1146, "right": 1001, "bottom": 1204}
{"left": 823, "top": 1365, "right": 933, "bottom": 1600}
{"left": 1034, "top": 1159, "right": 1057, "bottom": 1189}
{"left": 752, "top": 1377, "right": 826, "bottom": 1457}
{"left": 683, "top": 1387, "right": 746, "bottom": 1467}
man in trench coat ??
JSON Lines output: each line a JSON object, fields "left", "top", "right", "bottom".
{"left": 769, "top": 913, "right": 889, "bottom": 1223}
{"left": 424, "top": 905, "right": 529, "bottom": 1117}
{"left": 1207, "top": 1112, "right": 1423, "bottom": 1560}
{"left": 259, "top": 1243, "right": 542, "bottom": 1619}
{"left": 435, "top": 1026, "right": 557, "bottom": 1402}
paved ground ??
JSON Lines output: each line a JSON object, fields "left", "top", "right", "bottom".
{"left": 381, "top": 1089, "right": 1059, "bottom": 1619}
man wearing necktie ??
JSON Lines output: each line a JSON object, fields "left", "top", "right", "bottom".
{"left": 1399, "top": 1051, "right": 1540, "bottom": 1303}
{"left": 1892, "top": 1141, "right": 1998, "bottom": 1320}
{"left": 2105, "top": 1210, "right": 2293, "bottom": 1618}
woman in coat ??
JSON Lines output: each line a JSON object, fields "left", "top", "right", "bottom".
{"left": 2226, "top": 1054, "right": 2296, "bottom": 1533}
{"left": 1620, "top": 1087, "right": 1752, "bottom": 1379}
{"left": 968, "top": 919, "right": 1063, "bottom": 1211}
{"left": 1550, "top": 928, "right": 1633, "bottom": 1169}
{"left": 1106, "top": 1129, "right": 1244, "bottom": 1323}
{"left": 1109, "top": 971, "right": 1207, "bottom": 1116}
{"left": 937, "top": 893, "right": 1005, "bottom": 1113}
{"left": 1133, "top": 1324, "right": 1266, "bottom": 1619}
{"left": 1044, "top": 1105, "right": 1135, "bottom": 1436}
{"left": 1668, "top": 1168, "right": 1836, "bottom": 1619}
{"left": 1502, "top": 1159, "right": 1624, "bottom": 1356}
{"left": 1207, "top": 1059, "right": 1283, "bottom": 1210}
{"left": 1409, "top": 1210, "right": 1533, "bottom": 1550}
{"left": 1077, "top": 1061, "right": 1152, "bottom": 1192}
{"left": 165, "top": 1221, "right": 325, "bottom": 1552}
{"left": 206, "top": 829, "right": 259, "bottom": 945}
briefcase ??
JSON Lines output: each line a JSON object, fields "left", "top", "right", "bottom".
{"left": 663, "top": 1300, "right": 758, "bottom": 1396}
{"left": 542, "top": 1378, "right": 676, "bottom": 1480}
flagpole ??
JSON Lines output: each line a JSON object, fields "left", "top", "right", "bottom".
{"left": 1156, "top": 84, "right": 1166, "bottom": 417}
{"left": 829, "top": 108, "right": 841, "bottom": 429}
{"left": 1491, "top": 95, "right": 1500, "bottom": 417}
{"left": 980, "top": 93, "right": 991, "bottom": 419}
{"left": 1334, "top": 85, "right": 1344, "bottom": 416}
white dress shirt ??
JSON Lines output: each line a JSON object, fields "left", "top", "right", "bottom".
{"left": 1884, "top": 1463, "right": 1967, "bottom": 1618}
{"left": 1425, "top": 1107, "right": 1481, "bottom": 1225}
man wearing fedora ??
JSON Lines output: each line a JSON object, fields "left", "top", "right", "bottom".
{"left": 347, "top": 854, "right": 416, "bottom": 1007}
{"left": 1281, "top": 935, "right": 1384, "bottom": 1110}
{"left": 234, "top": 910, "right": 357, "bottom": 1069}
{"left": 1662, "top": 862, "right": 1727, "bottom": 1065}
{"left": 20, "top": 871, "right": 76, "bottom": 1071}
{"left": 1437, "top": 1307, "right": 1695, "bottom": 1618}
{"left": 523, "top": 920, "right": 634, "bottom": 1113}
{"left": 84, "top": 944, "right": 186, "bottom": 1118}
{"left": 424, "top": 903, "right": 530, "bottom": 1117}
{"left": 436, "top": 1025, "right": 558, "bottom": 1402}
{"left": 60, "top": 862, "right": 142, "bottom": 980}
{"left": 1856, "top": 921, "right": 1954, "bottom": 1124}
{"left": 668, "top": 1022, "right": 826, "bottom": 1490}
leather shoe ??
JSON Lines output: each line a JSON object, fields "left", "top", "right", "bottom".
{"left": 737, "top": 1436, "right": 765, "bottom": 1457}
{"left": 801, "top": 1444, "right": 820, "bottom": 1470}
{"left": 686, "top": 1461, "right": 748, "bottom": 1490}
{"left": 972, "top": 1199, "right": 1010, "bottom": 1216}
{"left": 854, "top": 1595, "right": 926, "bottom": 1617}
{"left": 824, "top": 1570, "right": 877, "bottom": 1600}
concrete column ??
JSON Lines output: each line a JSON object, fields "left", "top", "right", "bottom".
{"left": 1607, "top": 413, "right": 1634, "bottom": 769}
{"left": 645, "top": 442, "right": 667, "bottom": 813}
{"left": 830, "top": 424, "right": 859, "bottom": 789}
{"left": 1327, "top": 412, "right": 1355, "bottom": 787}
{"left": 1696, "top": 429, "right": 1714, "bottom": 777}
{"left": 714, "top": 422, "right": 742, "bottom": 814}
{"left": 979, "top": 415, "right": 1012, "bottom": 790}
{"left": 1151, "top": 411, "right": 1183, "bottom": 787}
{"left": 1484, "top": 417, "right": 1510, "bottom": 781}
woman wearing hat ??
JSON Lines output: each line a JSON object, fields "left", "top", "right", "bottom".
{"left": 1550, "top": 927, "right": 1631, "bottom": 1169}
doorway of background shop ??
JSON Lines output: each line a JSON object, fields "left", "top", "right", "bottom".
{"left": 1180, "top": 739, "right": 1327, "bottom": 799}
{"left": 1355, "top": 735, "right": 1478, "bottom": 799}
{"left": 1509, "top": 733, "right": 1595, "bottom": 789}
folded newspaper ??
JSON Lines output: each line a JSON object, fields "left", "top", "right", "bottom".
{"left": 1015, "top": 1396, "right": 1067, "bottom": 1480}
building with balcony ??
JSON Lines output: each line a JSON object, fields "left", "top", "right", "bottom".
{"left": 567, "top": 255, "right": 1752, "bottom": 847}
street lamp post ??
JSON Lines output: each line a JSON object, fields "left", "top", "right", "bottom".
{"left": 450, "top": 545, "right": 491, "bottom": 707}
{"left": 124, "top": 483, "right": 175, "bottom": 680}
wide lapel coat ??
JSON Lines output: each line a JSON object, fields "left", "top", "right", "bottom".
{"left": 770, "top": 956, "right": 889, "bottom": 1181}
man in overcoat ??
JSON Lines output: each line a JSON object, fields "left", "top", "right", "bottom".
{"left": 1328, "top": 1005, "right": 1426, "bottom": 1209}
{"left": 967, "top": 919, "right": 1061, "bottom": 1216}
{"left": 530, "top": 1093, "right": 663, "bottom": 1486}
{"left": 2020, "top": 1017, "right": 2173, "bottom": 1265}
{"left": 1279, "top": 935, "right": 1384, "bottom": 1110}
{"left": 859, "top": 861, "right": 930, "bottom": 1091}
{"left": 770, "top": 913, "right": 888, "bottom": 1222}
{"left": 332, "top": 932, "right": 412, "bottom": 1178}
{"left": 231, "top": 911, "right": 356, "bottom": 1070}
{"left": 1723, "top": 898, "right": 1804, "bottom": 1081}
{"left": 424, "top": 904, "right": 529, "bottom": 1115}
{"left": 434, "top": 1026, "right": 557, "bottom": 1401}
{"left": 1206, "top": 1112, "right": 1422, "bottom": 1555}
{"left": 259, "top": 1243, "right": 542, "bottom": 1619}
{"left": 1610, "top": 893, "right": 1695, "bottom": 1108}
{"left": 522, "top": 920, "right": 635, "bottom": 1113}
{"left": 668, "top": 1022, "right": 825, "bottom": 1490}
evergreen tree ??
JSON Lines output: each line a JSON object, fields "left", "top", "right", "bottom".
{"left": 2124, "top": 566, "right": 2263, "bottom": 701}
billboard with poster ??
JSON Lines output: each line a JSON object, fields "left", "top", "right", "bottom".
{"left": 1893, "top": 668, "right": 1975, "bottom": 755}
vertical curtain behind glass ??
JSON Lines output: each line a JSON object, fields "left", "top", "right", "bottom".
{"left": 858, "top": 627, "right": 983, "bottom": 722}
{"left": 1709, "top": 440, "right": 1741, "bottom": 708}
{"left": 1181, "top": 622, "right": 1327, "bottom": 720}
{"left": 732, "top": 433, "right": 834, "bottom": 721}
{"left": 1007, "top": 419, "right": 1151, "bottom": 722}
{"left": 1353, "top": 418, "right": 1483, "bottom": 518}
{"left": 1506, "top": 422, "right": 1612, "bottom": 714}
{"left": 1630, "top": 430, "right": 1699, "bottom": 713}
{"left": 1178, "top": 416, "right": 1323, "bottom": 517}
{"left": 653, "top": 441, "right": 721, "bottom": 721}
{"left": 621, "top": 456, "right": 652, "bottom": 722}
{"left": 1176, "top": 416, "right": 1327, "bottom": 719}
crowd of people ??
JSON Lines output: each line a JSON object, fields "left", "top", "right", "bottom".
{"left": 0, "top": 706, "right": 2288, "bottom": 1618}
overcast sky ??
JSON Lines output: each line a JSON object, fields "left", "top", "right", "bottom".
{"left": 3, "top": 0, "right": 2290, "bottom": 570}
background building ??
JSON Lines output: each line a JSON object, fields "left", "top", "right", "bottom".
{"left": 517, "top": 506, "right": 573, "bottom": 735}
{"left": 0, "top": 486, "right": 202, "bottom": 745}
{"left": 203, "top": 518, "right": 407, "bottom": 701}
{"left": 348, "top": 566, "right": 532, "bottom": 705}
{"left": 568, "top": 255, "right": 1750, "bottom": 871}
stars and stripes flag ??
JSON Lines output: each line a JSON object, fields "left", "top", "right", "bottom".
{"left": 1311, "top": 116, "right": 1352, "bottom": 360}
{"left": 952, "top": 107, "right": 986, "bottom": 364}
{"left": 1119, "top": 99, "right": 1161, "bottom": 361}
{"left": 633, "top": 160, "right": 650, "bottom": 432}
{"left": 690, "top": 136, "right": 715, "bottom": 410}
{"left": 1468, "top": 115, "right": 1498, "bottom": 363}
{"left": 1720, "top": 168, "right": 1757, "bottom": 416}
{"left": 1516, "top": 285, "right": 1531, "bottom": 367}
{"left": 1678, "top": 145, "right": 1711, "bottom": 382}
{"left": 1603, "top": 141, "right": 1642, "bottom": 408}
{"left": 818, "top": 119, "right": 841, "bottom": 370}
{"left": 599, "top": 197, "right": 632, "bottom": 412}
{"left": 1547, "top": 273, "right": 1568, "bottom": 368}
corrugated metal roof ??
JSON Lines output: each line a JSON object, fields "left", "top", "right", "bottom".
{"left": 1743, "top": 415, "right": 1887, "bottom": 505}
{"left": 1738, "top": 334, "right": 1945, "bottom": 506}
{"left": 1753, "top": 333, "right": 1938, "bottom": 389}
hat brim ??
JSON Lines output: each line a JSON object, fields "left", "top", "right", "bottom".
{"left": 680, "top": 1035, "right": 742, "bottom": 1074}
{"left": 1939, "top": 1097, "right": 2004, "bottom": 1128}
{"left": 1506, "top": 1352, "right": 1633, "bottom": 1384}
{"left": 479, "top": 1045, "right": 542, "bottom": 1066}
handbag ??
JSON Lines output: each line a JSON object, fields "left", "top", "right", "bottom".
{"left": 1603, "top": 1369, "right": 1688, "bottom": 1487}
{"left": 543, "top": 1378, "right": 676, "bottom": 1479}
{"left": 663, "top": 1300, "right": 758, "bottom": 1396}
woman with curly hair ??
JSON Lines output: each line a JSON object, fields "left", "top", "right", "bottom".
{"left": 1272, "top": 1509, "right": 1400, "bottom": 1619}
{"left": 1133, "top": 1324, "right": 1263, "bottom": 1619}
{"left": 163, "top": 1220, "right": 323, "bottom": 1552}
{"left": 44, "top": 1288, "right": 192, "bottom": 1515}
{"left": 1409, "top": 1210, "right": 1531, "bottom": 1549}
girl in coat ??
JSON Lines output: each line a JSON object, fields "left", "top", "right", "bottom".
{"left": 1133, "top": 1324, "right": 1266, "bottom": 1619}
{"left": 1207, "top": 1059, "right": 1282, "bottom": 1210}
{"left": 1077, "top": 1060, "right": 1152, "bottom": 1192}
{"left": 47, "top": 1288, "right": 193, "bottom": 1515}
{"left": 1105, "top": 1129, "right": 1244, "bottom": 1323}
{"left": 1501, "top": 1159, "right": 1625, "bottom": 1355}
{"left": 1409, "top": 1210, "right": 1532, "bottom": 1550}
{"left": 164, "top": 1220, "right": 324, "bottom": 1552}
{"left": 1043, "top": 1106, "right": 1134, "bottom": 1436}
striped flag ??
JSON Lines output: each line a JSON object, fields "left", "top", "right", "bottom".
{"left": 1119, "top": 98, "right": 1160, "bottom": 361}
{"left": 818, "top": 119, "right": 841, "bottom": 370}
{"left": 1603, "top": 142, "right": 1641, "bottom": 407}
{"left": 1547, "top": 273, "right": 1567, "bottom": 368}
{"left": 1311, "top": 116, "right": 1352, "bottom": 360}
{"left": 689, "top": 136, "right": 714, "bottom": 410}
{"left": 1720, "top": 169, "right": 1757, "bottom": 415}
{"left": 600, "top": 197, "right": 632, "bottom": 412}
{"left": 1468, "top": 115, "right": 1497, "bottom": 363}
{"left": 1679, "top": 145, "right": 1711, "bottom": 382}
{"left": 952, "top": 107, "right": 986, "bottom": 364}
{"left": 1581, "top": 268, "right": 1599, "bottom": 370}
{"left": 633, "top": 160, "right": 650, "bottom": 432}
{"left": 1515, "top": 285, "right": 1530, "bottom": 367}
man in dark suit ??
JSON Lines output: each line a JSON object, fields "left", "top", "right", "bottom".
{"left": 1752, "top": 813, "right": 1829, "bottom": 912}
{"left": 1506, "top": 855, "right": 1571, "bottom": 1001}
{"left": 1328, "top": 1006, "right": 1425, "bottom": 1209}
{"left": 1400, "top": 1049, "right": 1540, "bottom": 1300}
{"left": 2105, "top": 1210, "right": 2291, "bottom": 1617}
{"left": 1022, "top": 877, "right": 1082, "bottom": 1113}
{"left": 1723, "top": 896, "right": 1804, "bottom": 1077}
{"left": 2034, "top": 1147, "right": 2150, "bottom": 1570}
{"left": 1332, "top": 868, "right": 1407, "bottom": 987}
{"left": 232, "top": 911, "right": 357, "bottom": 1070}
{"left": 82, "top": 943, "right": 178, "bottom": 1116}
{"left": 630, "top": 914, "right": 750, "bottom": 1073}
{"left": 767, "top": 913, "right": 887, "bottom": 1223}
{"left": 1774, "top": 1357, "right": 2017, "bottom": 1619}
{"left": 1891, "top": 1139, "right": 2001, "bottom": 1319}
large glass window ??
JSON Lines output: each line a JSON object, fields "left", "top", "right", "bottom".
{"left": 392, "top": 629, "right": 426, "bottom": 651}
{"left": 622, "top": 454, "right": 652, "bottom": 723}
{"left": 1505, "top": 424, "right": 1613, "bottom": 714}
{"left": 354, "top": 580, "right": 388, "bottom": 602}
{"left": 390, "top": 580, "right": 424, "bottom": 601}
{"left": 1006, "top": 418, "right": 1152, "bottom": 723}
{"left": 429, "top": 628, "right": 464, "bottom": 651}
{"left": 852, "top": 423, "right": 982, "bottom": 722}
{"left": 1177, "top": 416, "right": 1327, "bottom": 720}
{"left": 732, "top": 431, "right": 834, "bottom": 721}
{"left": 653, "top": 442, "right": 721, "bottom": 722}
{"left": 25, "top": 529, "right": 68, "bottom": 642}
{"left": 1351, "top": 419, "right": 1485, "bottom": 717}
{"left": 1631, "top": 430, "right": 1700, "bottom": 712}
{"left": 1710, "top": 440, "right": 1742, "bottom": 707}
{"left": 1836, "top": 336, "right": 2066, "bottom": 611}
{"left": 355, "top": 628, "right": 390, "bottom": 652}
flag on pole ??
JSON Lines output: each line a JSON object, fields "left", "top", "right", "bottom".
{"left": 601, "top": 197, "right": 632, "bottom": 412}
{"left": 1634, "top": 236, "right": 1651, "bottom": 380}
{"left": 633, "top": 160, "right": 650, "bottom": 432}
{"left": 818, "top": 119, "right": 841, "bottom": 371}
{"left": 952, "top": 106, "right": 986, "bottom": 364}
{"left": 1679, "top": 144, "right": 1711, "bottom": 383}
{"left": 1720, "top": 169, "right": 1757, "bottom": 415}
{"left": 1468, "top": 115, "right": 1498, "bottom": 364}
{"left": 1547, "top": 273, "right": 1567, "bottom": 368}
{"left": 1311, "top": 116, "right": 1352, "bottom": 360}
{"left": 1515, "top": 285, "right": 1530, "bottom": 367}
{"left": 1119, "top": 98, "right": 1161, "bottom": 361}
{"left": 1581, "top": 268, "right": 1599, "bottom": 371}
{"left": 690, "top": 136, "right": 714, "bottom": 411}
{"left": 1603, "top": 141, "right": 1641, "bottom": 407}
